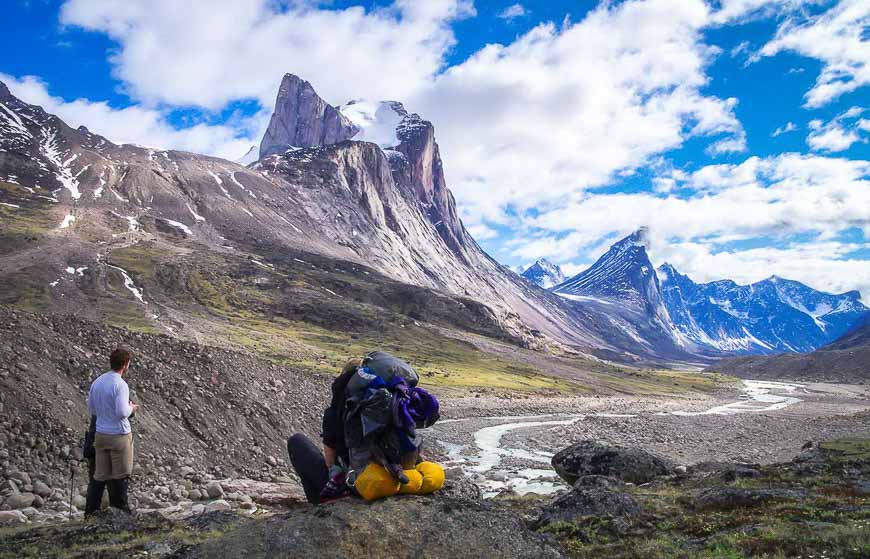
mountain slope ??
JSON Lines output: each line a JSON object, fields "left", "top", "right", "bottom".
{"left": 521, "top": 259, "right": 566, "bottom": 289}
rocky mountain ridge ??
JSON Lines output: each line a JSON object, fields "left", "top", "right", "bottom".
{"left": 521, "top": 258, "right": 566, "bottom": 289}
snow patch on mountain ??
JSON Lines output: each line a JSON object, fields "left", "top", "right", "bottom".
{"left": 340, "top": 100, "right": 405, "bottom": 149}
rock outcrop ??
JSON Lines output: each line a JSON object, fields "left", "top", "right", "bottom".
{"left": 532, "top": 475, "right": 641, "bottom": 531}
{"left": 259, "top": 74, "right": 359, "bottom": 157}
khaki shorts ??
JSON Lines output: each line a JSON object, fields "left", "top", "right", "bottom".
{"left": 94, "top": 432, "right": 133, "bottom": 481}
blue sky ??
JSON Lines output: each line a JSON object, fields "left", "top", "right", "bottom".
{"left": 3, "top": 0, "right": 869, "bottom": 299}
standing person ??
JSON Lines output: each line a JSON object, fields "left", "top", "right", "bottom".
{"left": 84, "top": 348, "right": 138, "bottom": 515}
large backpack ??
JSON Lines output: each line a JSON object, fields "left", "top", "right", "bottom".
{"left": 345, "top": 351, "right": 419, "bottom": 397}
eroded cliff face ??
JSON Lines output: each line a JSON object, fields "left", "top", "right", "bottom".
{"left": 259, "top": 74, "right": 359, "bottom": 157}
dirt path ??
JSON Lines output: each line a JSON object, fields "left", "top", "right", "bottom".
{"left": 429, "top": 379, "right": 870, "bottom": 496}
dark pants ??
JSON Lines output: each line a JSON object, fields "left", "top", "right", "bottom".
{"left": 85, "top": 456, "right": 131, "bottom": 515}
{"left": 287, "top": 434, "right": 329, "bottom": 504}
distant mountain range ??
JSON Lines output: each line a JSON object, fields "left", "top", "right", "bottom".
{"left": 524, "top": 229, "right": 868, "bottom": 356}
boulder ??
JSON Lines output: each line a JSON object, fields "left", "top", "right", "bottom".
{"left": 8, "top": 471, "right": 31, "bottom": 486}
{"left": 5, "top": 492, "right": 36, "bottom": 509}
{"left": 205, "top": 482, "right": 224, "bottom": 499}
{"left": 532, "top": 475, "right": 641, "bottom": 530}
{"left": 0, "top": 510, "right": 27, "bottom": 524}
{"left": 552, "top": 441, "right": 675, "bottom": 485}
{"left": 204, "top": 499, "right": 232, "bottom": 513}
{"left": 695, "top": 487, "right": 807, "bottom": 510}
{"left": 32, "top": 481, "right": 51, "bottom": 498}
{"left": 190, "top": 495, "right": 564, "bottom": 558}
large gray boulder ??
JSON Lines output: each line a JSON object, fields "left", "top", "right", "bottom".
{"left": 259, "top": 74, "right": 359, "bottom": 157}
{"left": 552, "top": 440, "right": 675, "bottom": 485}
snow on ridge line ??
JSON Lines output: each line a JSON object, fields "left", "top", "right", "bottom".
{"left": 208, "top": 171, "right": 234, "bottom": 200}
{"left": 40, "top": 131, "right": 81, "bottom": 200}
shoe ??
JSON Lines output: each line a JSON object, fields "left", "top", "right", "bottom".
{"left": 318, "top": 471, "right": 351, "bottom": 503}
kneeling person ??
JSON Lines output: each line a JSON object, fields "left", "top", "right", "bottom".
{"left": 288, "top": 351, "right": 444, "bottom": 503}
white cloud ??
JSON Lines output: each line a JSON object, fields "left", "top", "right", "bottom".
{"left": 509, "top": 153, "right": 870, "bottom": 297}
{"left": 710, "top": 0, "right": 821, "bottom": 24}
{"left": 497, "top": 3, "right": 527, "bottom": 21}
{"left": 706, "top": 131, "right": 748, "bottom": 155}
{"left": 0, "top": 73, "right": 263, "bottom": 160}
{"left": 759, "top": 0, "right": 870, "bottom": 107}
{"left": 772, "top": 121, "right": 798, "bottom": 136}
{"left": 413, "top": 0, "right": 744, "bottom": 226}
{"left": 806, "top": 106, "right": 867, "bottom": 152}
{"left": 60, "top": 0, "right": 474, "bottom": 110}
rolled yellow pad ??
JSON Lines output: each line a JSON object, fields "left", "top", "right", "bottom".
{"left": 354, "top": 463, "right": 401, "bottom": 501}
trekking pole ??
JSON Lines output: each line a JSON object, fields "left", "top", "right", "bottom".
{"left": 68, "top": 460, "right": 75, "bottom": 522}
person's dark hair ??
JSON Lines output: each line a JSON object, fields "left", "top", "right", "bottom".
{"left": 110, "top": 348, "right": 132, "bottom": 371}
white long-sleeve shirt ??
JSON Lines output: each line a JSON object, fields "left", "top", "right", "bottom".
{"left": 87, "top": 371, "right": 133, "bottom": 435}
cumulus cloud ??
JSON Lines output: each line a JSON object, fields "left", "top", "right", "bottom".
{"left": 0, "top": 73, "right": 264, "bottom": 160}
{"left": 497, "top": 4, "right": 527, "bottom": 21}
{"left": 509, "top": 153, "right": 870, "bottom": 297}
{"left": 806, "top": 107, "right": 867, "bottom": 152}
{"left": 759, "top": 0, "right": 870, "bottom": 107}
{"left": 60, "top": 0, "right": 474, "bottom": 109}
{"left": 414, "top": 0, "right": 744, "bottom": 226}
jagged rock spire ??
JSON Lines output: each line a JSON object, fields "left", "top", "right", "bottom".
{"left": 259, "top": 74, "right": 359, "bottom": 158}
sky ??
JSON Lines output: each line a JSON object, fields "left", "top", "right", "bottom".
{"left": 3, "top": 0, "right": 869, "bottom": 300}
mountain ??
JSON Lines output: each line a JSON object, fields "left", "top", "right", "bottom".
{"left": 659, "top": 264, "right": 868, "bottom": 353}
{"left": 551, "top": 229, "right": 700, "bottom": 360}
{"left": 521, "top": 258, "right": 565, "bottom": 289}
{"left": 706, "top": 313, "right": 870, "bottom": 383}
{"left": 548, "top": 228, "right": 866, "bottom": 359}
{"left": 259, "top": 74, "right": 359, "bottom": 157}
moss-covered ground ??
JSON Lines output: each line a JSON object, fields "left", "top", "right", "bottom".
{"left": 537, "top": 438, "right": 870, "bottom": 558}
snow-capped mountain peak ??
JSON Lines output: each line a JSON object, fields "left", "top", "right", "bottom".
{"left": 520, "top": 258, "right": 566, "bottom": 289}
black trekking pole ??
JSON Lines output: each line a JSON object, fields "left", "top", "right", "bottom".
{"left": 68, "top": 460, "right": 75, "bottom": 522}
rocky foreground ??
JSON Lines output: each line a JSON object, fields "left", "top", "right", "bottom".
{"left": 1, "top": 438, "right": 868, "bottom": 558}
